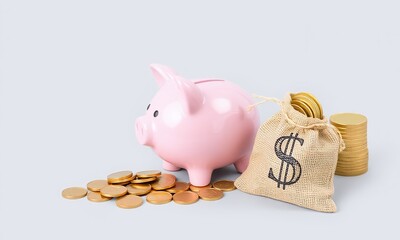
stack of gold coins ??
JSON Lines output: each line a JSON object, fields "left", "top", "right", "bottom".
{"left": 330, "top": 113, "right": 368, "bottom": 176}
{"left": 62, "top": 170, "right": 236, "bottom": 209}
{"left": 290, "top": 92, "right": 324, "bottom": 119}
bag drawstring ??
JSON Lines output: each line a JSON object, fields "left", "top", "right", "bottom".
{"left": 248, "top": 94, "right": 346, "bottom": 152}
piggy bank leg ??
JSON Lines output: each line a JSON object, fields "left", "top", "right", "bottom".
{"left": 234, "top": 155, "right": 250, "bottom": 173}
{"left": 162, "top": 160, "right": 181, "bottom": 171}
{"left": 187, "top": 168, "right": 213, "bottom": 187}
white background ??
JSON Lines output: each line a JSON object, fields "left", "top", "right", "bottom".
{"left": 1, "top": 0, "right": 399, "bottom": 239}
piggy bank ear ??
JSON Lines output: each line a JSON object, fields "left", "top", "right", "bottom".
{"left": 150, "top": 64, "right": 178, "bottom": 87}
{"left": 174, "top": 77, "right": 203, "bottom": 114}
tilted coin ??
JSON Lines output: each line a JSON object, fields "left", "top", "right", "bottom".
{"left": 300, "top": 92, "right": 324, "bottom": 118}
{"left": 292, "top": 94, "right": 321, "bottom": 119}
{"left": 107, "top": 171, "right": 134, "bottom": 183}
{"left": 62, "top": 187, "right": 88, "bottom": 199}
{"left": 198, "top": 188, "right": 224, "bottom": 201}
{"left": 151, "top": 174, "right": 176, "bottom": 190}
{"left": 111, "top": 180, "right": 132, "bottom": 186}
{"left": 189, "top": 184, "right": 212, "bottom": 193}
{"left": 330, "top": 113, "right": 367, "bottom": 127}
{"left": 166, "top": 181, "right": 190, "bottom": 194}
{"left": 292, "top": 104, "right": 307, "bottom": 116}
{"left": 87, "top": 191, "right": 111, "bottom": 202}
{"left": 291, "top": 100, "right": 314, "bottom": 118}
{"left": 213, "top": 180, "right": 236, "bottom": 191}
{"left": 100, "top": 185, "right": 127, "bottom": 198}
{"left": 116, "top": 195, "right": 143, "bottom": 209}
{"left": 131, "top": 176, "right": 157, "bottom": 184}
{"left": 126, "top": 183, "right": 152, "bottom": 196}
{"left": 146, "top": 191, "right": 172, "bottom": 204}
{"left": 87, "top": 180, "right": 109, "bottom": 192}
{"left": 173, "top": 191, "right": 199, "bottom": 205}
{"left": 136, "top": 170, "right": 161, "bottom": 178}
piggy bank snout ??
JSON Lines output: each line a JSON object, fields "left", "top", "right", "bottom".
{"left": 135, "top": 117, "right": 152, "bottom": 146}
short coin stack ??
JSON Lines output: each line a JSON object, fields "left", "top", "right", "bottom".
{"left": 290, "top": 92, "right": 324, "bottom": 119}
{"left": 330, "top": 113, "right": 368, "bottom": 176}
{"left": 62, "top": 170, "right": 236, "bottom": 209}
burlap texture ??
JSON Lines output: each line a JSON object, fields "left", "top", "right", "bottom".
{"left": 235, "top": 94, "right": 344, "bottom": 213}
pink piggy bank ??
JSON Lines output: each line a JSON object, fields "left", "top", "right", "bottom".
{"left": 135, "top": 64, "right": 259, "bottom": 186}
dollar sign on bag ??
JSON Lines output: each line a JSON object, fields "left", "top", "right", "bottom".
{"left": 268, "top": 133, "right": 304, "bottom": 190}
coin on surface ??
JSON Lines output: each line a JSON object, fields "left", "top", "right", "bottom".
{"left": 100, "top": 185, "right": 127, "bottom": 198}
{"left": 136, "top": 170, "right": 161, "bottom": 178}
{"left": 213, "top": 180, "right": 236, "bottom": 191}
{"left": 126, "top": 183, "right": 152, "bottom": 196}
{"left": 62, "top": 187, "right": 88, "bottom": 199}
{"left": 166, "top": 181, "right": 190, "bottom": 194}
{"left": 173, "top": 191, "right": 199, "bottom": 205}
{"left": 189, "top": 184, "right": 212, "bottom": 193}
{"left": 116, "top": 195, "right": 143, "bottom": 209}
{"left": 111, "top": 181, "right": 132, "bottom": 186}
{"left": 86, "top": 180, "right": 108, "bottom": 192}
{"left": 151, "top": 174, "right": 176, "bottom": 190}
{"left": 131, "top": 176, "right": 157, "bottom": 184}
{"left": 146, "top": 191, "right": 172, "bottom": 205}
{"left": 107, "top": 171, "right": 134, "bottom": 183}
{"left": 87, "top": 191, "right": 111, "bottom": 202}
{"left": 198, "top": 188, "right": 224, "bottom": 201}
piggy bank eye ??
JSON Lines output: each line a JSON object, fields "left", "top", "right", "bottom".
{"left": 153, "top": 110, "right": 159, "bottom": 117}
{"left": 147, "top": 104, "right": 151, "bottom": 110}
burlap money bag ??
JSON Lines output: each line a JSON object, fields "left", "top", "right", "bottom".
{"left": 235, "top": 94, "right": 345, "bottom": 213}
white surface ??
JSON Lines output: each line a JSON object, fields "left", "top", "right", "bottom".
{"left": 0, "top": 0, "right": 399, "bottom": 239}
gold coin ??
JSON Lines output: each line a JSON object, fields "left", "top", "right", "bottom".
{"left": 213, "top": 180, "right": 236, "bottom": 191}
{"left": 291, "top": 100, "right": 314, "bottom": 118}
{"left": 151, "top": 174, "right": 176, "bottom": 190}
{"left": 87, "top": 180, "right": 109, "bottom": 192}
{"left": 339, "top": 149, "right": 368, "bottom": 157}
{"left": 173, "top": 191, "right": 199, "bottom": 205}
{"left": 292, "top": 94, "right": 321, "bottom": 119}
{"left": 87, "top": 191, "right": 111, "bottom": 202}
{"left": 330, "top": 113, "right": 367, "bottom": 127}
{"left": 337, "top": 164, "right": 368, "bottom": 171}
{"left": 335, "top": 167, "right": 368, "bottom": 176}
{"left": 62, "top": 187, "right": 88, "bottom": 199}
{"left": 343, "top": 145, "right": 368, "bottom": 152}
{"left": 189, "top": 184, "right": 212, "bottom": 193}
{"left": 111, "top": 180, "right": 132, "bottom": 186}
{"left": 301, "top": 92, "right": 324, "bottom": 118}
{"left": 146, "top": 191, "right": 172, "bottom": 204}
{"left": 166, "top": 182, "right": 190, "bottom": 194}
{"left": 126, "top": 183, "right": 152, "bottom": 196}
{"left": 131, "top": 176, "right": 157, "bottom": 184}
{"left": 292, "top": 104, "right": 307, "bottom": 116}
{"left": 100, "top": 185, "right": 127, "bottom": 198}
{"left": 198, "top": 188, "right": 224, "bottom": 201}
{"left": 116, "top": 195, "right": 143, "bottom": 209}
{"left": 107, "top": 171, "right": 134, "bottom": 183}
{"left": 136, "top": 170, "right": 161, "bottom": 178}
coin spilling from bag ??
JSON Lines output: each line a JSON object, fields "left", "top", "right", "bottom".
{"left": 290, "top": 92, "right": 324, "bottom": 119}
{"left": 235, "top": 93, "right": 345, "bottom": 212}
{"left": 330, "top": 113, "right": 368, "bottom": 176}
{"left": 62, "top": 170, "right": 236, "bottom": 209}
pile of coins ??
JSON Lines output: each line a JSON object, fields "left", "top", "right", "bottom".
{"left": 330, "top": 113, "right": 368, "bottom": 176}
{"left": 62, "top": 170, "right": 236, "bottom": 209}
{"left": 290, "top": 92, "right": 324, "bottom": 119}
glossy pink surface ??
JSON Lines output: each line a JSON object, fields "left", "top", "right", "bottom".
{"left": 135, "top": 64, "right": 260, "bottom": 186}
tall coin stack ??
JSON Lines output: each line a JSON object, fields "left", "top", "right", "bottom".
{"left": 330, "top": 113, "right": 368, "bottom": 176}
